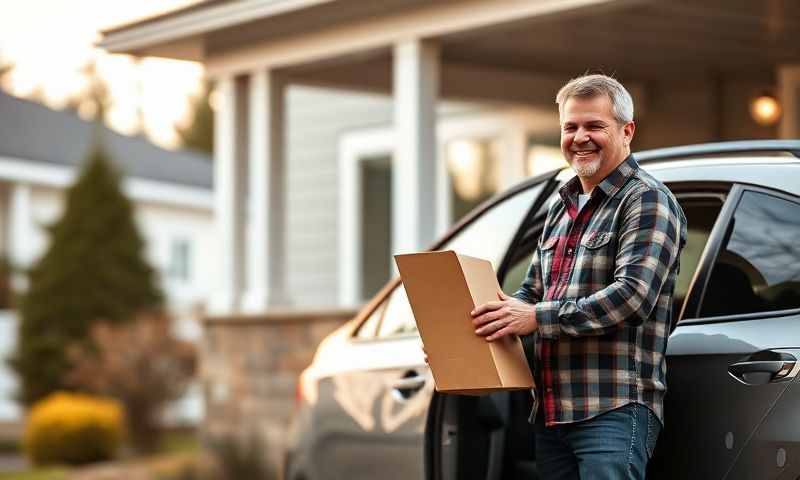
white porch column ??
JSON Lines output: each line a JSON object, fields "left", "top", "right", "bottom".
{"left": 241, "top": 69, "right": 289, "bottom": 312}
{"left": 209, "top": 75, "right": 248, "bottom": 315}
{"left": 0, "top": 183, "right": 11, "bottom": 259}
{"left": 8, "top": 183, "right": 34, "bottom": 293}
{"left": 504, "top": 127, "right": 530, "bottom": 188}
{"left": 392, "top": 39, "right": 440, "bottom": 255}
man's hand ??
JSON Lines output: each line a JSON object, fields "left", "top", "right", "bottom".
{"left": 472, "top": 291, "right": 538, "bottom": 341}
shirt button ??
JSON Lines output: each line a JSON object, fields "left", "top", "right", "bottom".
{"left": 566, "top": 247, "right": 574, "bottom": 256}
{"left": 546, "top": 387, "right": 553, "bottom": 393}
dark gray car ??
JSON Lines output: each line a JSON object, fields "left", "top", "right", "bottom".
{"left": 285, "top": 140, "right": 800, "bottom": 480}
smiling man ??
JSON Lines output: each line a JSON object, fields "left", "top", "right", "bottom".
{"left": 471, "top": 74, "right": 687, "bottom": 479}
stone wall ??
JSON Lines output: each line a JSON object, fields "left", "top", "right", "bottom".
{"left": 199, "top": 309, "right": 357, "bottom": 473}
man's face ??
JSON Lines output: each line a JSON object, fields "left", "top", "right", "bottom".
{"left": 559, "top": 95, "right": 634, "bottom": 184}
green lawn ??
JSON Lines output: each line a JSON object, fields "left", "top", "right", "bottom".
{"left": 0, "top": 429, "right": 201, "bottom": 480}
{"left": 0, "top": 469, "right": 66, "bottom": 480}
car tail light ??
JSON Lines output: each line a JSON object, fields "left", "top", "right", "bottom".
{"left": 295, "top": 368, "right": 318, "bottom": 407}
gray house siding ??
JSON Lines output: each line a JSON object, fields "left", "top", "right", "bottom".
{"left": 285, "top": 86, "right": 393, "bottom": 307}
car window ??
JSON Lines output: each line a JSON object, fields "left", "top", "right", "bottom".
{"left": 501, "top": 188, "right": 560, "bottom": 294}
{"left": 362, "top": 182, "right": 548, "bottom": 339}
{"left": 443, "top": 183, "right": 546, "bottom": 268}
{"left": 354, "top": 302, "right": 385, "bottom": 339}
{"left": 699, "top": 190, "right": 800, "bottom": 318}
{"left": 673, "top": 195, "right": 724, "bottom": 321}
{"left": 376, "top": 284, "right": 415, "bottom": 337}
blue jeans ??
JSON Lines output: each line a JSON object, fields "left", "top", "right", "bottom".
{"left": 534, "top": 403, "right": 661, "bottom": 479}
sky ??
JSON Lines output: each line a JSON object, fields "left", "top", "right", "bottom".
{"left": 0, "top": 0, "right": 206, "bottom": 149}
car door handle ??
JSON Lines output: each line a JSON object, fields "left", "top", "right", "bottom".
{"left": 390, "top": 371, "right": 427, "bottom": 401}
{"left": 391, "top": 375, "right": 426, "bottom": 391}
{"left": 728, "top": 359, "right": 797, "bottom": 385}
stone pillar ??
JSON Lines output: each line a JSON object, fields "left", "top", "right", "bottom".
{"left": 392, "top": 39, "right": 439, "bottom": 255}
{"left": 242, "top": 69, "right": 289, "bottom": 312}
{"left": 209, "top": 75, "right": 248, "bottom": 315}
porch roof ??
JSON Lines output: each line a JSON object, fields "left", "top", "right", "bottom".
{"left": 99, "top": 0, "right": 799, "bottom": 81}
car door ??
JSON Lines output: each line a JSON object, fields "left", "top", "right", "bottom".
{"left": 649, "top": 184, "right": 800, "bottom": 479}
{"left": 307, "top": 172, "right": 558, "bottom": 480}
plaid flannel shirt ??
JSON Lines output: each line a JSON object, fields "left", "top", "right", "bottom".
{"left": 513, "top": 155, "right": 687, "bottom": 427}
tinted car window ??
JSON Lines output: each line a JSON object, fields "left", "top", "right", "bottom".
{"left": 369, "top": 183, "right": 547, "bottom": 339}
{"left": 501, "top": 188, "right": 559, "bottom": 294}
{"left": 673, "top": 196, "right": 724, "bottom": 321}
{"left": 700, "top": 190, "right": 800, "bottom": 318}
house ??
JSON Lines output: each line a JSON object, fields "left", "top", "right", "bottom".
{"left": 0, "top": 89, "right": 215, "bottom": 426}
{"left": 99, "top": 0, "right": 800, "bottom": 461}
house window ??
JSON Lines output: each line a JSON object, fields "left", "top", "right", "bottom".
{"left": 525, "top": 141, "right": 565, "bottom": 177}
{"left": 446, "top": 138, "right": 500, "bottom": 223}
{"left": 167, "top": 239, "right": 191, "bottom": 282}
{"left": 360, "top": 155, "right": 393, "bottom": 299}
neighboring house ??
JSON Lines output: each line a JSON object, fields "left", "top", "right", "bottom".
{"left": 99, "top": 0, "right": 800, "bottom": 463}
{"left": 0, "top": 89, "right": 215, "bottom": 425}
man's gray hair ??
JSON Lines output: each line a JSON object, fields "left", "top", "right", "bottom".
{"left": 556, "top": 74, "right": 634, "bottom": 124}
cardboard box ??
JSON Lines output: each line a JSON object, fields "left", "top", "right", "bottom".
{"left": 394, "top": 250, "right": 534, "bottom": 395}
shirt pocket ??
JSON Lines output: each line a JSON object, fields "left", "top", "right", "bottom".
{"left": 578, "top": 230, "right": 615, "bottom": 287}
{"left": 538, "top": 236, "right": 559, "bottom": 288}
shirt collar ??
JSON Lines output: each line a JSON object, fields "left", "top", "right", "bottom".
{"left": 559, "top": 154, "right": 639, "bottom": 204}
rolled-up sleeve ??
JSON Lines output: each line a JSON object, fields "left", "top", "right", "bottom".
{"left": 537, "top": 187, "right": 683, "bottom": 340}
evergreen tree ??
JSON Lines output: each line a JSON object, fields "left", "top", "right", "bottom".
{"left": 176, "top": 80, "right": 214, "bottom": 155}
{"left": 10, "top": 145, "right": 164, "bottom": 406}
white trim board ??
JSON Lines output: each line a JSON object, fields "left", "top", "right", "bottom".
{"left": 0, "top": 156, "right": 213, "bottom": 210}
{"left": 100, "top": 0, "right": 334, "bottom": 54}
{"left": 338, "top": 128, "right": 394, "bottom": 308}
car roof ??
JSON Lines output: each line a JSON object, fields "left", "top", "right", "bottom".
{"left": 552, "top": 140, "right": 800, "bottom": 196}
{"left": 635, "top": 140, "right": 800, "bottom": 163}
{"left": 437, "top": 140, "right": 800, "bottom": 257}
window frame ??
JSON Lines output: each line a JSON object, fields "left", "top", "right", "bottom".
{"left": 167, "top": 237, "right": 192, "bottom": 283}
{"left": 680, "top": 183, "right": 800, "bottom": 326}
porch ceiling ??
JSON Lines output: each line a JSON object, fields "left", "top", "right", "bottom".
{"left": 438, "top": 0, "right": 799, "bottom": 80}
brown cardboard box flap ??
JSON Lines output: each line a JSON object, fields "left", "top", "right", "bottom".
{"left": 395, "top": 250, "right": 534, "bottom": 393}
{"left": 457, "top": 254, "right": 534, "bottom": 389}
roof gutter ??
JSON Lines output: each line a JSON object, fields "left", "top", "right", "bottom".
{"left": 99, "top": 0, "right": 335, "bottom": 54}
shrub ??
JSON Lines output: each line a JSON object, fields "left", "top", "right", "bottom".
{"left": 66, "top": 310, "right": 196, "bottom": 453}
{"left": 23, "top": 392, "right": 125, "bottom": 465}
{"left": 208, "top": 434, "right": 277, "bottom": 480}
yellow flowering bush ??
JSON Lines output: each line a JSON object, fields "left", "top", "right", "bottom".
{"left": 23, "top": 392, "right": 125, "bottom": 465}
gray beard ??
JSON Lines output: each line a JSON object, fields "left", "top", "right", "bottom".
{"left": 573, "top": 158, "right": 602, "bottom": 178}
